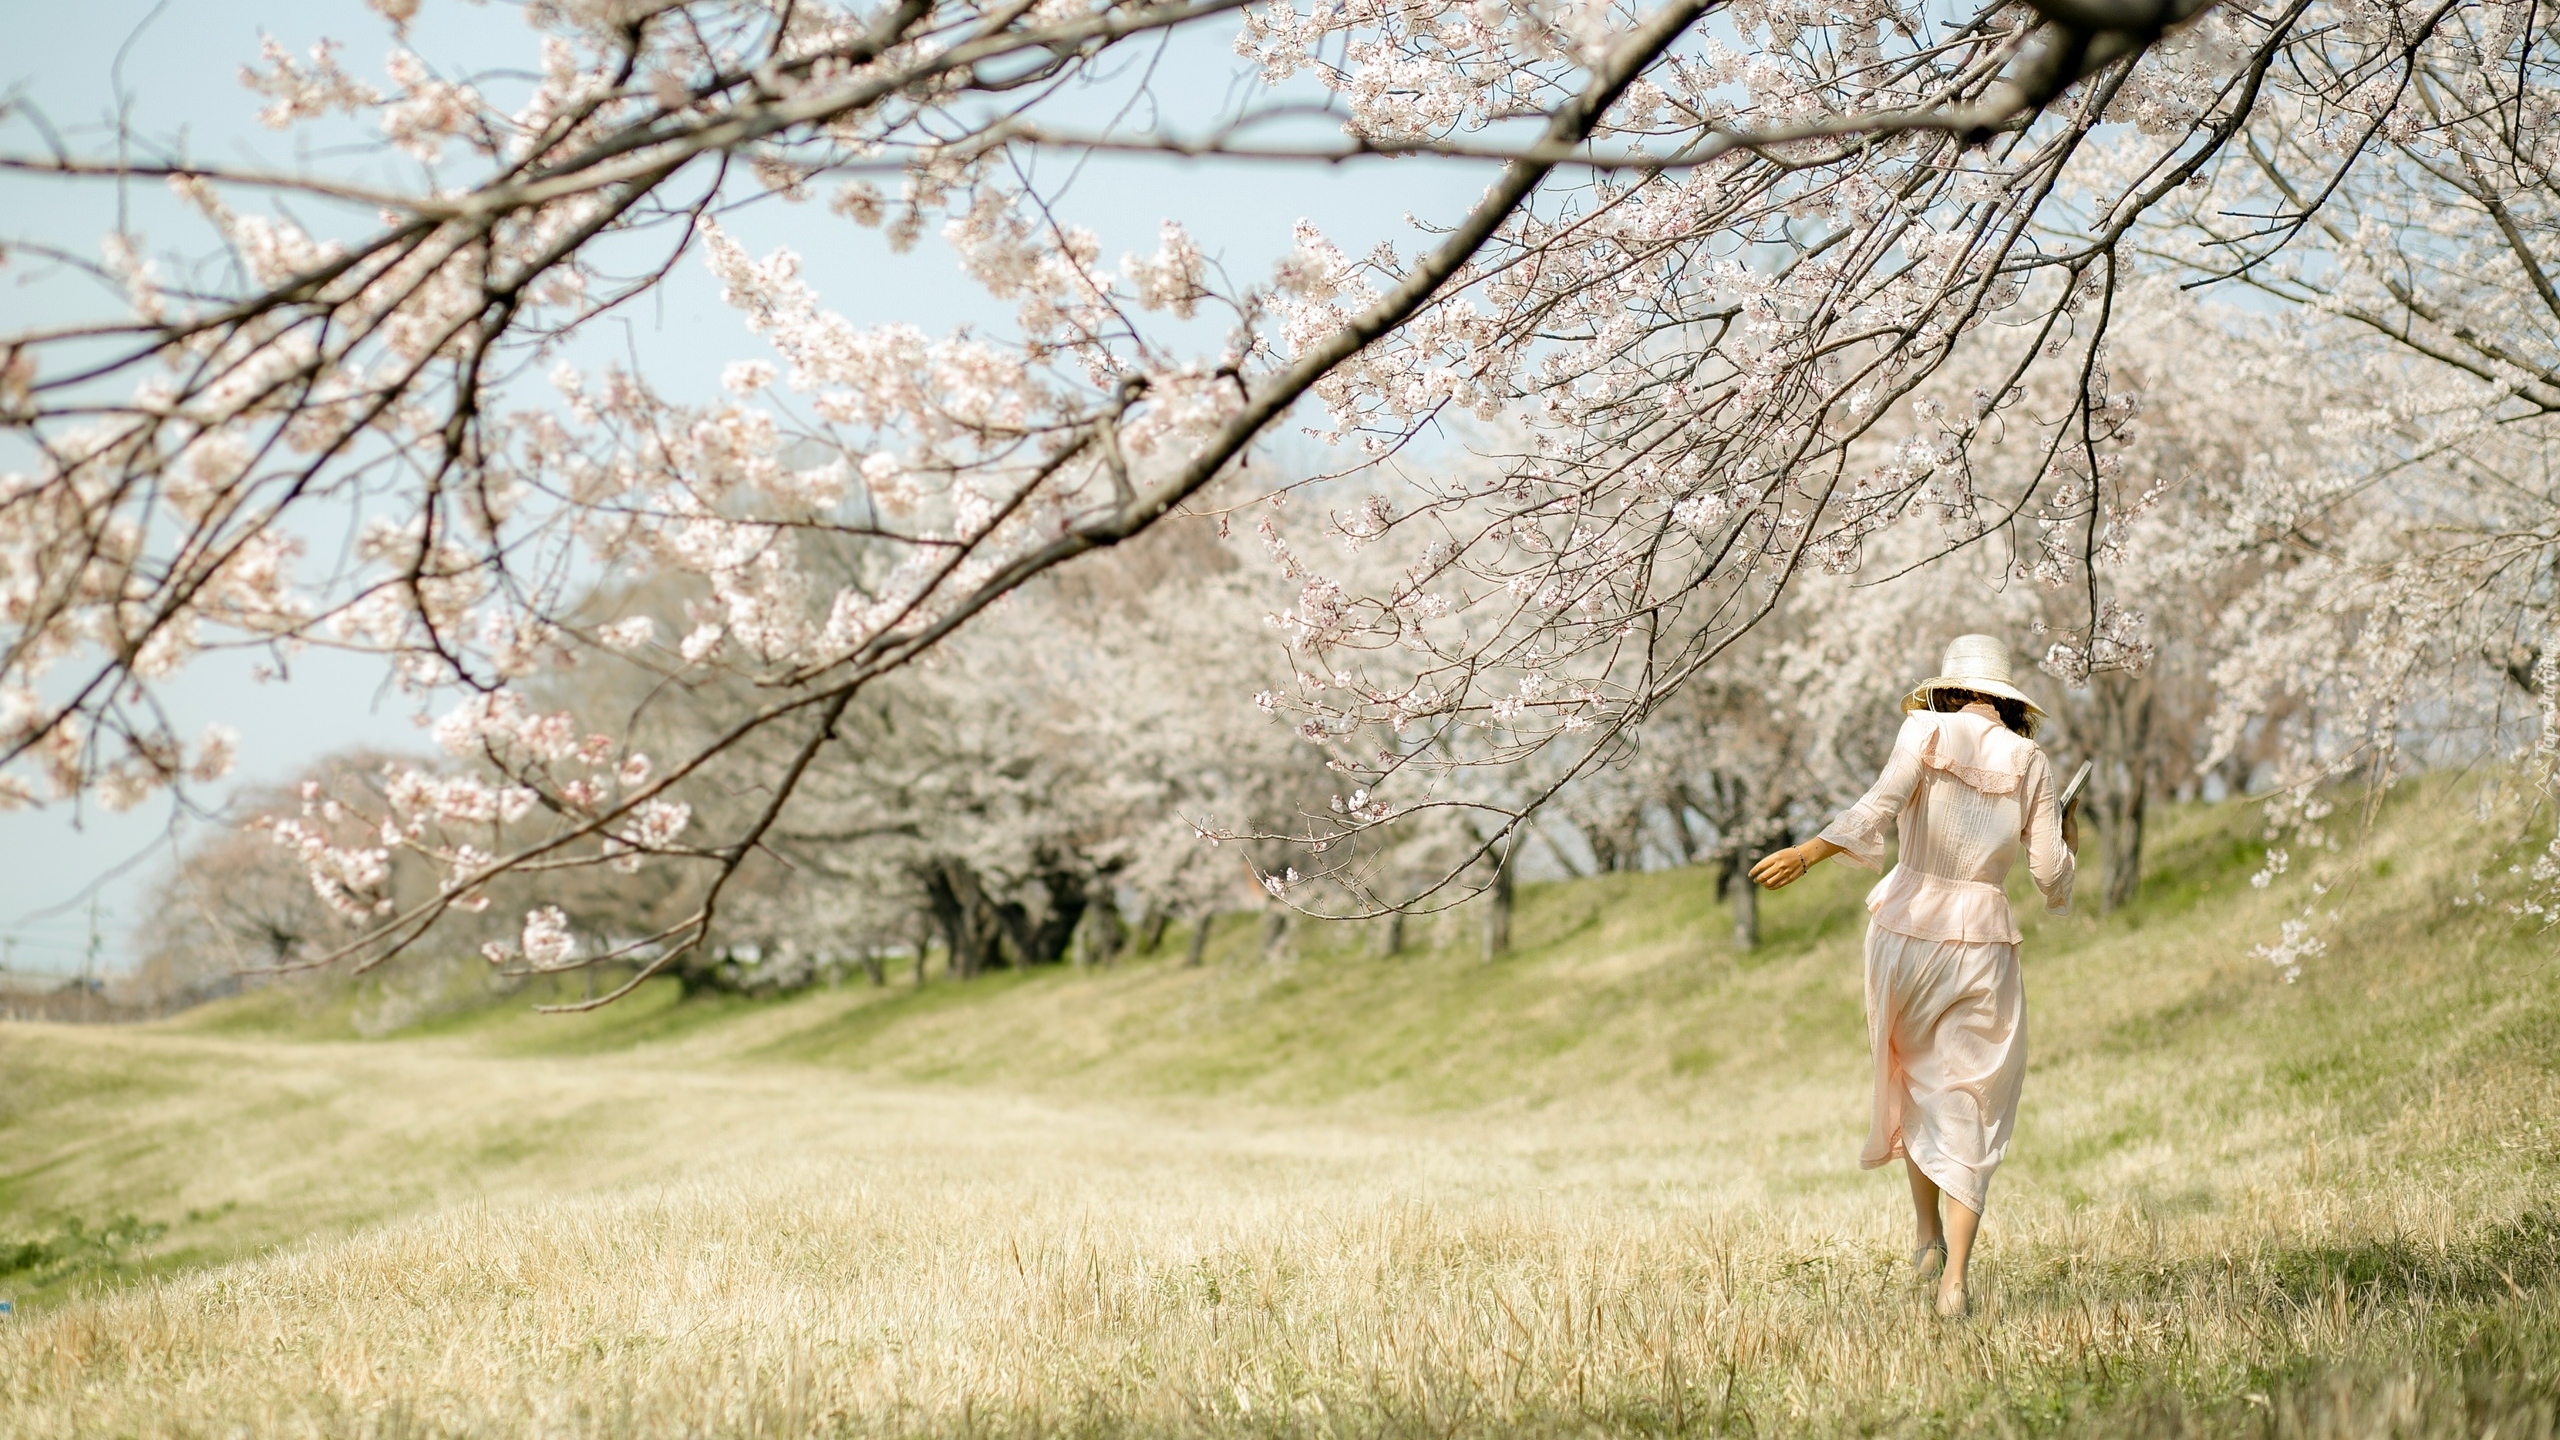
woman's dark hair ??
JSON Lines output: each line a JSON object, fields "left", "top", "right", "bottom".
{"left": 1930, "top": 687, "right": 2035, "bottom": 737}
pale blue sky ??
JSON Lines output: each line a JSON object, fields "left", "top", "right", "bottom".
{"left": 0, "top": 0, "right": 1495, "bottom": 971}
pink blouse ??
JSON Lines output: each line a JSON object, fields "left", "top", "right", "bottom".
{"left": 1816, "top": 706, "right": 2075, "bottom": 945}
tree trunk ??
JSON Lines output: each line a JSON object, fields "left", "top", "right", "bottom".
{"left": 1183, "top": 910, "right": 1213, "bottom": 967}
{"left": 1374, "top": 909, "right": 1405, "bottom": 958}
{"left": 1606, "top": 811, "right": 1646, "bottom": 872}
{"left": 672, "top": 949, "right": 742, "bottom": 998}
{"left": 922, "top": 859, "right": 1004, "bottom": 978}
{"left": 1670, "top": 783, "right": 1715, "bottom": 863}
{"left": 2091, "top": 672, "right": 2155, "bottom": 913}
{"left": 1541, "top": 820, "right": 1596, "bottom": 877}
{"left": 1137, "top": 909, "right": 1169, "bottom": 953}
{"left": 1031, "top": 894, "right": 1086, "bottom": 965}
{"left": 1727, "top": 853, "right": 1758, "bottom": 950}
{"left": 993, "top": 865, "right": 1088, "bottom": 967}
{"left": 1481, "top": 841, "right": 1516, "bottom": 960}
{"left": 912, "top": 917, "right": 934, "bottom": 987}
{"left": 1584, "top": 822, "right": 1621, "bottom": 876}
{"left": 860, "top": 950, "right": 886, "bottom": 987}
{"left": 1261, "top": 905, "right": 1290, "bottom": 961}
{"left": 1077, "top": 890, "right": 1123, "bottom": 967}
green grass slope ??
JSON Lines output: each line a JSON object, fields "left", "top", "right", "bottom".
{"left": 0, "top": 784, "right": 2555, "bottom": 1436}
{"left": 164, "top": 782, "right": 2258, "bottom": 1111}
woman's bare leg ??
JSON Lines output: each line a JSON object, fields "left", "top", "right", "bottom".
{"left": 1905, "top": 1158, "right": 1950, "bottom": 1287}
{"left": 1904, "top": 1158, "right": 1944, "bottom": 1251}
{"left": 1938, "top": 1194, "right": 1980, "bottom": 1314}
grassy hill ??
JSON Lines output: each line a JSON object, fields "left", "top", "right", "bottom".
{"left": 2, "top": 785, "right": 2556, "bottom": 1437}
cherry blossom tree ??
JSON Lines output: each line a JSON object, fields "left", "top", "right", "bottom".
{"left": 2182, "top": 325, "right": 2560, "bottom": 947}
{"left": 5, "top": 0, "right": 2551, "bottom": 996}
{"left": 677, "top": 524, "right": 1327, "bottom": 980}
{"left": 1220, "top": 0, "right": 2556, "bottom": 920}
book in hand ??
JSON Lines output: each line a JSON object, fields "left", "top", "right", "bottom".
{"left": 2058, "top": 759, "right": 2093, "bottom": 815}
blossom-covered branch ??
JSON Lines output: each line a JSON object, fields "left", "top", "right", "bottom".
{"left": 8, "top": 0, "right": 2543, "bottom": 988}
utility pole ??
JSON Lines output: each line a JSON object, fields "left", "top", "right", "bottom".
{"left": 84, "top": 897, "right": 101, "bottom": 1023}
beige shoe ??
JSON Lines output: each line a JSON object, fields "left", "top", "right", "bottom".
{"left": 1912, "top": 1240, "right": 1947, "bottom": 1285}
{"left": 1934, "top": 1284, "right": 1970, "bottom": 1319}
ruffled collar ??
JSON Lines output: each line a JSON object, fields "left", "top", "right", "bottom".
{"left": 1914, "top": 708, "right": 2033, "bottom": 795}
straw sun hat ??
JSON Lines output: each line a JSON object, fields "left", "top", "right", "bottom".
{"left": 1900, "top": 633, "right": 2048, "bottom": 720}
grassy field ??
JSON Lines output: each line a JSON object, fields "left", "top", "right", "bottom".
{"left": 3, "top": 785, "right": 2558, "bottom": 1437}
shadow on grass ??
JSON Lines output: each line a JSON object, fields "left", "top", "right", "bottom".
{"left": 2248, "top": 1206, "right": 2560, "bottom": 1313}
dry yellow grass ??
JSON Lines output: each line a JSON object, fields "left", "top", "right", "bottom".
{"left": 2, "top": 789, "right": 2556, "bottom": 1437}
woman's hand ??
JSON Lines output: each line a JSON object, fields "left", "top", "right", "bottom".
{"left": 2061, "top": 803, "right": 2081, "bottom": 852}
{"left": 1748, "top": 847, "right": 1807, "bottom": 890}
{"left": 1749, "top": 837, "right": 1843, "bottom": 890}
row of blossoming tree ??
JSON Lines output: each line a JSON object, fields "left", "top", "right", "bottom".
{"left": 9, "top": 0, "right": 2557, "bottom": 1002}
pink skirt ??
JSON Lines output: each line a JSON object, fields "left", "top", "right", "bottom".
{"left": 1858, "top": 924, "right": 2026, "bottom": 1215}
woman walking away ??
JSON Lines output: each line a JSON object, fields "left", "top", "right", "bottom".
{"left": 1748, "top": 634, "right": 2078, "bottom": 1318}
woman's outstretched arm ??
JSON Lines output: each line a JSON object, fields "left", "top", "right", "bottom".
{"left": 1749, "top": 836, "right": 1845, "bottom": 890}
{"left": 1751, "top": 714, "right": 1933, "bottom": 890}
